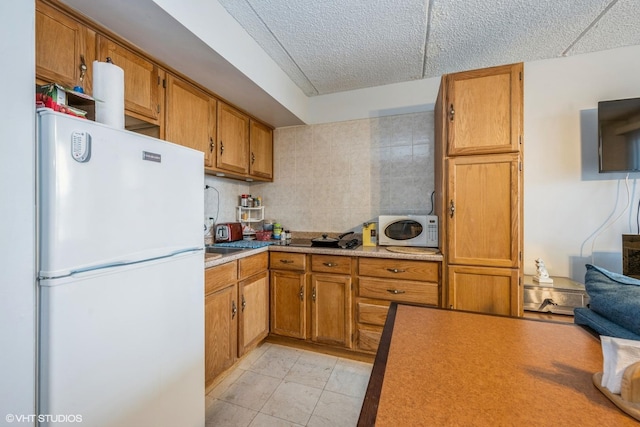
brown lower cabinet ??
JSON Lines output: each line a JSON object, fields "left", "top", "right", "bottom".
{"left": 270, "top": 253, "right": 353, "bottom": 349}
{"left": 204, "top": 261, "right": 237, "bottom": 389}
{"left": 238, "top": 271, "right": 269, "bottom": 357}
{"left": 355, "top": 257, "right": 440, "bottom": 354}
{"left": 270, "top": 251, "right": 441, "bottom": 355}
{"left": 205, "top": 253, "right": 268, "bottom": 390}
{"left": 204, "top": 280, "right": 237, "bottom": 388}
{"left": 310, "top": 254, "right": 353, "bottom": 348}
{"left": 270, "top": 252, "right": 307, "bottom": 339}
{"left": 206, "top": 250, "right": 442, "bottom": 386}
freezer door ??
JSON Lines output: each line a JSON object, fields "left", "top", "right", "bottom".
{"left": 38, "top": 251, "right": 204, "bottom": 427}
{"left": 38, "top": 110, "right": 204, "bottom": 278}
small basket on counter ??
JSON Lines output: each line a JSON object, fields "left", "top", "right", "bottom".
{"left": 255, "top": 231, "right": 272, "bottom": 241}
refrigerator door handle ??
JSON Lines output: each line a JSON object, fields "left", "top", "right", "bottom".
{"left": 40, "top": 247, "right": 203, "bottom": 281}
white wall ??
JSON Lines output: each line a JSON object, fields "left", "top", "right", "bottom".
{"left": 524, "top": 44, "right": 640, "bottom": 281}
{"left": 0, "top": 2, "right": 36, "bottom": 425}
{"left": 308, "top": 77, "right": 441, "bottom": 124}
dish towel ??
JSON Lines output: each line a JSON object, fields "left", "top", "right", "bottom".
{"left": 601, "top": 336, "right": 640, "bottom": 394}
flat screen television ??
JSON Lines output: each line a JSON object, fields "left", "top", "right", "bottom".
{"left": 598, "top": 97, "right": 640, "bottom": 173}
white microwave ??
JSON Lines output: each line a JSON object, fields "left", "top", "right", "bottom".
{"left": 378, "top": 215, "right": 438, "bottom": 247}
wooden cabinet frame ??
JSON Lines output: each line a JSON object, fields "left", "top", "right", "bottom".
{"left": 436, "top": 62, "right": 524, "bottom": 317}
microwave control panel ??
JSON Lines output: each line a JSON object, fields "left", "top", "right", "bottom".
{"left": 426, "top": 216, "right": 438, "bottom": 247}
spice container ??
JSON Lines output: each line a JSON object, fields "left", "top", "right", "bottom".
{"left": 363, "top": 222, "right": 377, "bottom": 246}
{"left": 273, "top": 223, "right": 282, "bottom": 240}
{"left": 240, "top": 194, "right": 248, "bottom": 207}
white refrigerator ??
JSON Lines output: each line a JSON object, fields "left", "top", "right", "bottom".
{"left": 37, "top": 109, "right": 205, "bottom": 427}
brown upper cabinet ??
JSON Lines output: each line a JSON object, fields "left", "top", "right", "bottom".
{"left": 35, "top": 0, "right": 273, "bottom": 181}
{"left": 97, "top": 36, "right": 163, "bottom": 126}
{"left": 165, "top": 74, "right": 216, "bottom": 168}
{"left": 216, "top": 102, "right": 250, "bottom": 175}
{"left": 436, "top": 63, "right": 523, "bottom": 318}
{"left": 445, "top": 64, "right": 522, "bottom": 156}
{"left": 249, "top": 120, "right": 274, "bottom": 180}
{"left": 36, "top": 1, "right": 96, "bottom": 93}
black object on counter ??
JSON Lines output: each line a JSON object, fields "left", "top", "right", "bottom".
{"left": 311, "top": 232, "right": 354, "bottom": 248}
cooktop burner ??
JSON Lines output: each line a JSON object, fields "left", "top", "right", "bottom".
{"left": 212, "top": 238, "right": 362, "bottom": 250}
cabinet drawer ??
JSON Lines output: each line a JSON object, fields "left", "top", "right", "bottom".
{"left": 239, "top": 252, "right": 268, "bottom": 279}
{"left": 269, "top": 252, "right": 306, "bottom": 271}
{"left": 358, "top": 258, "right": 439, "bottom": 282}
{"left": 357, "top": 328, "right": 383, "bottom": 353}
{"left": 359, "top": 277, "right": 438, "bottom": 305}
{"left": 311, "top": 255, "right": 352, "bottom": 275}
{"left": 205, "top": 261, "right": 237, "bottom": 295}
{"left": 357, "top": 300, "right": 390, "bottom": 326}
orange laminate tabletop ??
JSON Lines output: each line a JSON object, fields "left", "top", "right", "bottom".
{"left": 358, "top": 304, "right": 638, "bottom": 426}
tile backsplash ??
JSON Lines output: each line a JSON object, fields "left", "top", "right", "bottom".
{"left": 251, "top": 111, "right": 435, "bottom": 233}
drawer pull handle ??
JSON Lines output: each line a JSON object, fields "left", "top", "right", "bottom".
{"left": 323, "top": 262, "right": 337, "bottom": 267}
{"left": 386, "top": 268, "right": 406, "bottom": 273}
{"left": 280, "top": 259, "right": 294, "bottom": 264}
{"left": 387, "top": 289, "right": 406, "bottom": 295}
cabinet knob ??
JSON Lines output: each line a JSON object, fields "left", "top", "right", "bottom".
{"left": 449, "top": 104, "right": 455, "bottom": 121}
{"left": 209, "top": 138, "right": 215, "bottom": 152}
{"left": 323, "top": 262, "right": 337, "bottom": 267}
{"left": 386, "top": 289, "right": 406, "bottom": 294}
{"left": 231, "top": 300, "right": 237, "bottom": 319}
{"left": 386, "top": 268, "right": 406, "bottom": 274}
{"left": 299, "top": 286, "right": 304, "bottom": 301}
{"left": 251, "top": 152, "right": 256, "bottom": 164}
{"left": 220, "top": 141, "right": 225, "bottom": 155}
{"left": 449, "top": 200, "right": 455, "bottom": 218}
{"left": 312, "top": 287, "right": 316, "bottom": 302}
{"left": 241, "top": 294, "right": 246, "bottom": 312}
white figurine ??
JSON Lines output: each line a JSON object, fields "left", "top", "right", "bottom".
{"left": 533, "top": 258, "right": 553, "bottom": 284}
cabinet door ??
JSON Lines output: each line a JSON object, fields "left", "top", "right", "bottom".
{"left": 249, "top": 120, "right": 273, "bottom": 179}
{"left": 270, "top": 270, "right": 306, "bottom": 339}
{"left": 205, "top": 283, "right": 237, "bottom": 389}
{"left": 447, "top": 154, "right": 521, "bottom": 267}
{"left": 98, "top": 37, "right": 161, "bottom": 124}
{"left": 311, "top": 274, "right": 352, "bottom": 348}
{"left": 238, "top": 272, "right": 269, "bottom": 356}
{"left": 165, "top": 75, "right": 215, "bottom": 167}
{"left": 36, "top": 1, "right": 95, "bottom": 93}
{"left": 217, "top": 102, "right": 249, "bottom": 174}
{"left": 448, "top": 265, "right": 520, "bottom": 316}
{"left": 446, "top": 63, "right": 522, "bottom": 155}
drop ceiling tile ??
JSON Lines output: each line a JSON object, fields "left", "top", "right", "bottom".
{"left": 221, "top": 0, "right": 428, "bottom": 95}
{"left": 569, "top": 0, "right": 640, "bottom": 55}
{"left": 424, "top": 0, "right": 612, "bottom": 77}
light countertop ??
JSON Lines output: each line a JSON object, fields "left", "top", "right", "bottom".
{"left": 204, "top": 244, "right": 442, "bottom": 269}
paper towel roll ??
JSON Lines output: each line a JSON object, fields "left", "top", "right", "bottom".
{"left": 93, "top": 60, "right": 124, "bottom": 129}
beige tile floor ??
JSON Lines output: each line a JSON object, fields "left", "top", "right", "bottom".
{"left": 205, "top": 343, "right": 373, "bottom": 427}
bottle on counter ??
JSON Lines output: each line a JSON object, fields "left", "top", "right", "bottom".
{"left": 273, "top": 223, "right": 282, "bottom": 240}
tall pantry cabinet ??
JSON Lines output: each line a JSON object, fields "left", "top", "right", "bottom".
{"left": 435, "top": 63, "right": 524, "bottom": 317}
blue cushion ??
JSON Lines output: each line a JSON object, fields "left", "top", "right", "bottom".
{"left": 584, "top": 264, "right": 640, "bottom": 336}
{"left": 574, "top": 307, "right": 640, "bottom": 340}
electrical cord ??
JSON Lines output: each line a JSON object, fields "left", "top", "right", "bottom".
{"left": 637, "top": 198, "right": 640, "bottom": 234}
{"left": 204, "top": 185, "right": 220, "bottom": 227}
{"left": 591, "top": 173, "right": 630, "bottom": 264}
{"left": 428, "top": 190, "right": 435, "bottom": 215}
